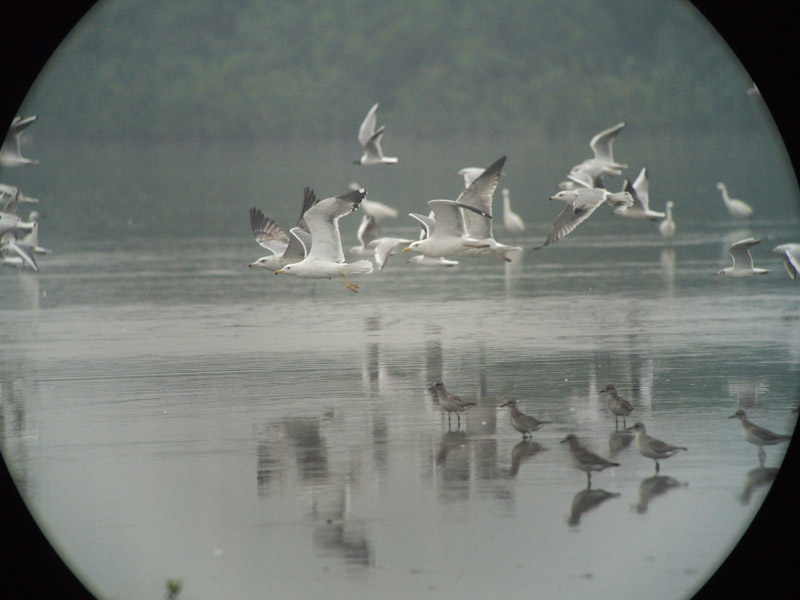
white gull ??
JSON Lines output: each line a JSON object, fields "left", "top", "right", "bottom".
{"left": 274, "top": 188, "right": 373, "bottom": 292}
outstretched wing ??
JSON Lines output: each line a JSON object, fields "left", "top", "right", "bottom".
{"left": 455, "top": 156, "right": 506, "bottom": 239}
{"left": 409, "top": 212, "right": 435, "bottom": 239}
{"left": 249, "top": 207, "right": 290, "bottom": 256}
{"left": 536, "top": 200, "right": 600, "bottom": 249}
{"left": 589, "top": 122, "right": 626, "bottom": 167}
{"left": 304, "top": 188, "right": 366, "bottom": 263}
{"left": 358, "top": 103, "right": 379, "bottom": 147}
{"left": 729, "top": 237, "right": 761, "bottom": 270}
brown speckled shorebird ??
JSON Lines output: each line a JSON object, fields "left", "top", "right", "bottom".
{"left": 728, "top": 410, "right": 791, "bottom": 462}
{"left": 599, "top": 384, "right": 634, "bottom": 430}
{"left": 429, "top": 381, "right": 476, "bottom": 429}
{"left": 628, "top": 422, "right": 687, "bottom": 474}
{"left": 499, "top": 400, "right": 549, "bottom": 438}
{"left": 561, "top": 434, "right": 620, "bottom": 487}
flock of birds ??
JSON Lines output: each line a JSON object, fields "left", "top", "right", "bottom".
{"left": 0, "top": 106, "right": 798, "bottom": 282}
{"left": 246, "top": 104, "right": 800, "bottom": 291}
{"left": 0, "top": 115, "right": 50, "bottom": 272}
{"left": 429, "top": 379, "right": 792, "bottom": 487}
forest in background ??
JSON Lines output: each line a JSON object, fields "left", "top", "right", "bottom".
{"left": 21, "top": 0, "right": 761, "bottom": 142}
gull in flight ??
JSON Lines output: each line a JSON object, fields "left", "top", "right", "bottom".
{"left": 535, "top": 176, "right": 633, "bottom": 249}
{"left": 348, "top": 182, "right": 399, "bottom": 221}
{"left": 659, "top": 201, "right": 676, "bottom": 243}
{"left": 716, "top": 182, "right": 753, "bottom": 219}
{"left": 456, "top": 167, "right": 485, "bottom": 188}
{"left": 446, "top": 156, "right": 521, "bottom": 261}
{"left": 274, "top": 188, "right": 373, "bottom": 292}
{"left": 0, "top": 183, "right": 38, "bottom": 205}
{"left": 771, "top": 243, "right": 800, "bottom": 280}
{"left": 501, "top": 188, "right": 525, "bottom": 234}
{"left": 1, "top": 222, "right": 50, "bottom": 271}
{"left": 561, "top": 122, "right": 627, "bottom": 190}
{"left": 715, "top": 237, "right": 768, "bottom": 277}
{"left": 0, "top": 188, "right": 37, "bottom": 236}
{"left": 353, "top": 103, "right": 398, "bottom": 166}
{"left": 0, "top": 115, "right": 39, "bottom": 168}
{"left": 248, "top": 187, "right": 317, "bottom": 271}
{"left": 613, "top": 167, "right": 665, "bottom": 221}
{"left": 349, "top": 214, "right": 380, "bottom": 257}
{"left": 402, "top": 199, "right": 492, "bottom": 259}
{"left": 406, "top": 212, "right": 458, "bottom": 267}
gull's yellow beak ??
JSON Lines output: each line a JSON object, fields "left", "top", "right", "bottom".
{"left": 274, "top": 269, "right": 284, "bottom": 275}
{"left": 402, "top": 247, "right": 412, "bottom": 252}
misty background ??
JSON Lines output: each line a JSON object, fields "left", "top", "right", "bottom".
{"left": 2, "top": 0, "right": 795, "bottom": 244}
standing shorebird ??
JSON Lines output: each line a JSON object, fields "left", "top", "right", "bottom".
{"left": 728, "top": 410, "right": 792, "bottom": 462}
{"left": 429, "top": 381, "right": 476, "bottom": 429}
{"left": 600, "top": 384, "right": 635, "bottom": 430}
{"left": 499, "top": 400, "right": 549, "bottom": 438}
{"left": 628, "top": 422, "right": 687, "bottom": 474}
{"left": 560, "top": 434, "right": 620, "bottom": 487}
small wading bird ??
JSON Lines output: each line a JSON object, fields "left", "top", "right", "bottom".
{"left": 716, "top": 182, "right": 753, "bottom": 219}
{"left": 728, "top": 410, "right": 791, "bottom": 462}
{"left": 715, "top": 237, "right": 768, "bottom": 277}
{"left": 627, "top": 422, "right": 687, "bottom": 474}
{"left": 499, "top": 400, "right": 549, "bottom": 438}
{"left": 599, "top": 384, "right": 635, "bottom": 430}
{"left": 561, "top": 434, "right": 620, "bottom": 487}
{"left": 274, "top": 188, "right": 373, "bottom": 292}
{"left": 428, "top": 381, "right": 476, "bottom": 429}
{"left": 353, "top": 103, "right": 398, "bottom": 165}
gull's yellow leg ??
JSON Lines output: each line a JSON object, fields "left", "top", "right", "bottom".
{"left": 343, "top": 273, "right": 359, "bottom": 293}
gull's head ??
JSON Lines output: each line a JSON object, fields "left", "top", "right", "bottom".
{"left": 728, "top": 409, "right": 747, "bottom": 420}
{"left": 249, "top": 257, "right": 273, "bottom": 269}
{"left": 626, "top": 422, "right": 646, "bottom": 434}
{"left": 550, "top": 190, "right": 577, "bottom": 203}
{"left": 403, "top": 241, "right": 421, "bottom": 254}
{"left": 274, "top": 264, "right": 293, "bottom": 275}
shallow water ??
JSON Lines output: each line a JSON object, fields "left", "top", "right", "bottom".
{"left": 2, "top": 193, "right": 799, "bottom": 599}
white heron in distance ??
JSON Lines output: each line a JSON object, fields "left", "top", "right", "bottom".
{"left": 717, "top": 182, "right": 753, "bottom": 219}
{"left": 501, "top": 188, "right": 525, "bottom": 234}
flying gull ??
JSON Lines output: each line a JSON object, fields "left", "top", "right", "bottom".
{"left": 274, "top": 188, "right": 373, "bottom": 292}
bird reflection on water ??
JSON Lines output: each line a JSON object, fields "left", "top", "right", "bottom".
{"left": 635, "top": 475, "right": 688, "bottom": 514}
{"left": 568, "top": 488, "right": 620, "bottom": 526}
{"left": 740, "top": 466, "right": 779, "bottom": 505}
